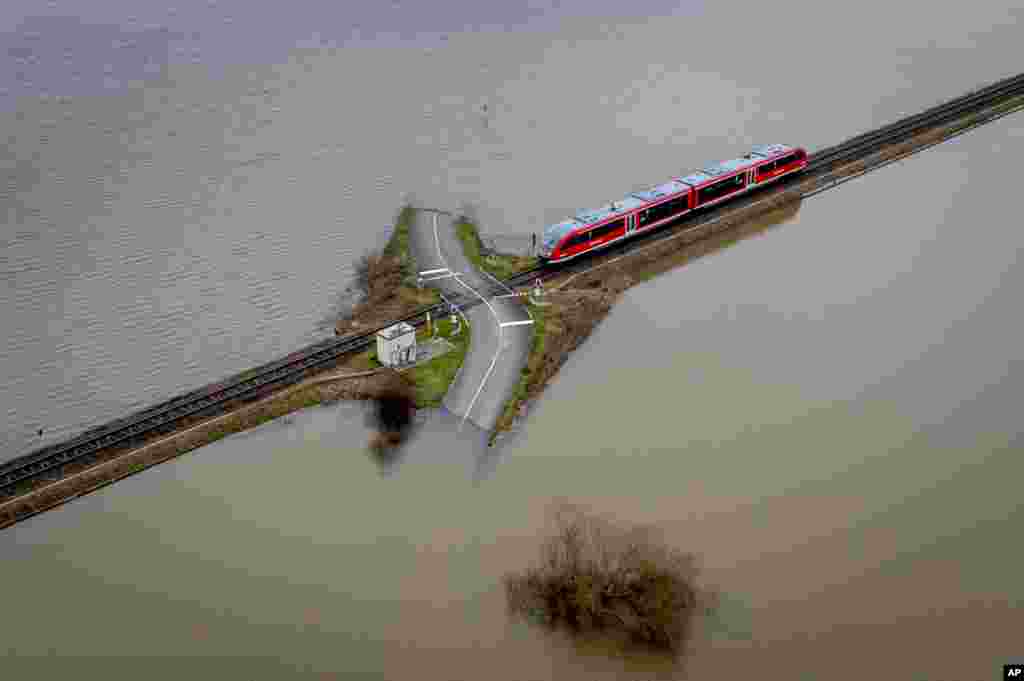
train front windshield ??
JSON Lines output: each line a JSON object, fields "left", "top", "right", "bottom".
{"left": 541, "top": 220, "right": 577, "bottom": 257}
{"left": 540, "top": 232, "right": 561, "bottom": 256}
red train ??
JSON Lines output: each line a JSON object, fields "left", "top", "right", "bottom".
{"left": 538, "top": 144, "right": 808, "bottom": 264}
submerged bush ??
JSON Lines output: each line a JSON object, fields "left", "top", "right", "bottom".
{"left": 364, "top": 378, "right": 417, "bottom": 470}
{"left": 504, "top": 502, "right": 714, "bottom": 656}
{"left": 354, "top": 251, "right": 404, "bottom": 299}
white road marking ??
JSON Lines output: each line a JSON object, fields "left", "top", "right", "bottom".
{"left": 482, "top": 268, "right": 535, "bottom": 324}
{"left": 430, "top": 213, "right": 505, "bottom": 429}
{"left": 437, "top": 291, "right": 472, "bottom": 416}
{"left": 419, "top": 268, "right": 449, "bottom": 276}
{"left": 479, "top": 268, "right": 515, "bottom": 295}
{"left": 433, "top": 213, "right": 446, "bottom": 268}
{"left": 499, "top": 320, "right": 534, "bottom": 328}
{"left": 452, "top": 277, "right": 502, "bottom": 429}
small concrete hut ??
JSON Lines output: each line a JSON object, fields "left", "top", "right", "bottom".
{"left": 376, "top": 322, "right": 416, "bottom": 367}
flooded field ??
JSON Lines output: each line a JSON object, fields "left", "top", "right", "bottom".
{"left": 2, "top": 0, "right": 1021, "bottom": 457}
{"left": 2, "top": 1, "right": 1023, "bottom": 678}
{"left": 4, "top": 99, "right": 1023, "bottom": 680}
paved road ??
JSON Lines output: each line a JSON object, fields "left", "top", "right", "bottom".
{"left": 408, "top": 209, "right": 533, "bottom": 432}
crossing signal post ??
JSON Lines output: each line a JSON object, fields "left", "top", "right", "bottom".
{"left": 526, "top": 278, "right": 548, "bottom": 306}
{"left": 448, "top": 303, "right": 461, "bottom": 337}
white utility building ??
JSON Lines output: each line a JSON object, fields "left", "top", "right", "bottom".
{"left": 376, "top": 322, "right": 416, "bottom": 367}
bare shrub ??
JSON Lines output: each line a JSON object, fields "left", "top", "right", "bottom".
{"left": 353, "top": 251, "right": 404, "bottom": 300}
{"left": 504, "top": 502, "right": 714, "bottom": 657}
{"left": 366, "top": 382, "right": 416, "bottom": 453}
{"left": 353, "top": 251, "right": 373, "bottom": 295}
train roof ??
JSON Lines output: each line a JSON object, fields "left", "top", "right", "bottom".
{"left": 575, "top": 195, "right": 646, "bottom": 224}
{"left": 677, "top": 171, "right": 715, "bottom": 187}
{"left": 682, "top": 148, "right": 780, "bottom": 185}
{"left": 702, "top": 157, "right": 756, "bottom": 176}
{"left": 748, "top": 143, "right": 794, "bottom": 158}
{"left": 543, "top": 144, "right": 803, "bottom": 247}
{"left": 630, "top": 180, "right": 691, "bottom": 203}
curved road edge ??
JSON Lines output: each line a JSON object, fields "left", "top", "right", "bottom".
{"left": 408, "top": 209, "right": 533, "bottom": 433}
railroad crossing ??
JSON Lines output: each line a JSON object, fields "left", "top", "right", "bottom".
{"left": 408, "top": 209, "right": 534, "bottom": 432}
{"left": 3, "top": 71, "right": 1023, "bottom": 515}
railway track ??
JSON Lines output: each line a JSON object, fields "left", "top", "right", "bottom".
{"left": 4, "top": 71, "right": 1024, "bottom": 498}
{"left": 502, "top": 70, "right": 1024, "bottom": 289}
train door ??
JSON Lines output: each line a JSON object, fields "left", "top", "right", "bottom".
{"left": 626, "top": 214, "right": 635, "bottom": 233}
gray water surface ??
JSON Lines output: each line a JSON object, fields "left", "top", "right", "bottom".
{"left": 3, "top": 99, "right": 1022, "bottom": 681}
{"left": 2, "top": 0, "right": 1021, "bottom": 458}
{"left": 2, "top": 2, "right": 1023, "bottom": 678}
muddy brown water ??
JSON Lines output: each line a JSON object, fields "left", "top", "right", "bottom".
{"left": 3, "top": 113, "right": 1022, "bottom": 680}
{"left": 3, "top": 2, "right": 1024, "bottom": 678}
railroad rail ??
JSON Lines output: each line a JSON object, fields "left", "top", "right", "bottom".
{"left": 502, "top": 70, "right": 1024, "bottom": 288}
{"left": 3, "top": 71, "right": 1023, "bottom": 498}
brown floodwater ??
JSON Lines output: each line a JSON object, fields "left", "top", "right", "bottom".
{"left": 3, "top": 113, "right": 1023, "bottom": 680}
{"left": 3, "top": 2, "right": 1023, "bottom": 679}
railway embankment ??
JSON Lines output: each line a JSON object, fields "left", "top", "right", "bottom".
{"left": 0, "top": 205, "right": 463, "bottom": 530}
{"left": 5, "top": 80, "right": 1021, "bottom": 530}
{"left": 0, "top": 359, "right": 416, "bottom": 529}
{"left": 364, "top": 315, "right": 472, "bottom": 408}
{"left": 337, "top": 203, "right": 473, "bottom": 410}
{"left": 489, "top": 196, "right": 802, "bottom": 444}
{"left": 489, "top": 95, "right": 1024, "bottom": 444}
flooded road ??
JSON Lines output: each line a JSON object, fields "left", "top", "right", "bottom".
{"left": 3, "top": 1, "right": 1024, "bottom": 678}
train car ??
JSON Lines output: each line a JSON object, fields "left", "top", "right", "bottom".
{"left": 630, "top": 179, "right": 694, "bottom": 234}
{"left": 747, "top": 143, "right": 807, "bottom": 185}
{"left": 539, "top": 144, "right": 807, "bottom": 265}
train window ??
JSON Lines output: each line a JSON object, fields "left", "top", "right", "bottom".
{"left": 565, "top": 231, "right": 590, "bottom": 249}
{"left": 591, "top": 218, "right": 625, "bottom": 240}
{"left": 697, "top": 174, "right": 745, "bottom": 204}
{"left": 775, "top": 153, "right": 798, "bottom": 167}
{"left": 759, "top": 161, "right": 776, "bottom": 175}
{"left": 639, "top": 195, "right": 689, "bottom": 226}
